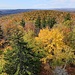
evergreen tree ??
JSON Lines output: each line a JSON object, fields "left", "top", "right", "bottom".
{"left": 20, "top": 19, "right": 25, "bottom": 27}
{"left": 42, "top": 17, "right": 46, "bottom": 28}
{"left": 4, "top": 29, "right": 41, "bottom": 75}
{"left": 35, "top": 16, "right": 41, "bottom": 29}
{"left": 0, "top": 25, "right": 5, "bottom": 49}
{"left": 64, "top": 13, "right": 71, "bottom": 22}
{"left": 0, "top": 26, "right": 4, "bottom": 40}
{"left": 49, "top": 17, "right": 56, "bottom": 28}
{"left": 47, "top": 17, "right": 56, "bottom": 28}
{"left": 46, "top": 17, "right": 50, "bottom": 26}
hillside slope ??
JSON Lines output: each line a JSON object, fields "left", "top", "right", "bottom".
{"left": 0, "top": 9, "right": 35, "bottom": 17}
{"left": 0, "top": 10, "right": 75, "bottom": 28}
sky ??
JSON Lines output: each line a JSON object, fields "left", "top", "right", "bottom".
{"left": 0, "top": 0, "right": 75, "bottom": 9}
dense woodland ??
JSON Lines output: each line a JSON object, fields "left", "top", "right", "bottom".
{"left": 0, "top": 10, "right": 75, "bottom": 75}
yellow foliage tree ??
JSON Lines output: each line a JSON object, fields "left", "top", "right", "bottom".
{"left": 35, "top": 28, "right": 74, "bottom": 66}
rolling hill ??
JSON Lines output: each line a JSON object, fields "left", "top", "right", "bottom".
{"left": 0, "top": 9, "right": 75, "bottom": 30}
{"left": 0, "top": 8, "right": 75, "bottom": 16}
{"left": 0, "top": 9, "right": 35, "bottom": 17}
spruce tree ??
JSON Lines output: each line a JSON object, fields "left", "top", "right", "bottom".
{"left": 46, "top": 17, "right": 50, "bottom": 26}
{"left": 20, "top": 19, "right": 25, "bottom": 27}
{"left": 35, "top": 16, "right": 41, "bottom": 29}
{"left": 64, "top": 13, "right": 71, "bottom": 22}
{"left": 42, "top": 17, "right": 46, "bottom": 28}
{"left": 4, "top": 29, "right": 41, "bottom": 75}
{"left": 47, "top": 17, "right": 56, "bottom": 28}
{"left": 0, "top": 25, "right": 4, "bottom": 49}
{"left": 0, "top": 26, "right": 4, "bottom": 40}
{"left": 49, "top": 17, "right": 56, "bottom": 28}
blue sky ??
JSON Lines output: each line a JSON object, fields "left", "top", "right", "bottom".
{"left": 0, "top": 0, "right": 75, "bottom": 9}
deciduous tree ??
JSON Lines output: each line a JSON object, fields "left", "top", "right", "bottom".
{"left": 35, "top": 28, "right": 74, "bottom": 66}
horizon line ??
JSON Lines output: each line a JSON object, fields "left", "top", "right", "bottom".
{"left": 0, "top": 8, "right": 75, "bottom": 10}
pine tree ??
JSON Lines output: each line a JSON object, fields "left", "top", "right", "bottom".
{"left": 50, "top": 17, "right": 56, "bottom": 28}
{"left": 42, "top": 17, "right": 46, "bottom": 28}
{"left": 47, "top": 17, "right": 56, "bottom": 28}
{"left": 0, "top": 25, "right": 5, "bottom": 49}
{"left": 4, "top": 29, "right": 41, "bottom": 75}
{"left": 35, "top": 16, "right": 41, "bottom": 29}
{"left": 0, "top": 26, "right": 4, "bottom": 40}
{"left": 20, "top": 19, "right": 25, "bottom": 27}
{"left": 64, "top": 13, "right": 71, "bottom": 22}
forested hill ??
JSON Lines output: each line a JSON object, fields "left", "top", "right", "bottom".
{"left": 0, "top": 10, "right": 75, "bottom": 26}
{"left": 54, "top": 8, "right": 75, "bottom": 12}
{"left": 0, "top": 9, "right": 75, "bottom": 75}
{"left": 0, "top": 8, "right": 75, "bottom": 16}
{"left": 0, "top": 9, "right": 35, "bottom": 17}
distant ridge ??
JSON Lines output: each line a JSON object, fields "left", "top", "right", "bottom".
{"left": 0, "top": 8, "right": 75, "bottom": 17}
{"left": 0, "top": 9, "right": 36, "bottom": 16}
{"left": 53, "top": 8, "right": 75, "bottom": 12}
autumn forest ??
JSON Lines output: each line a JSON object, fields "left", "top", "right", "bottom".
{"left": 0, "top": 10, "right": 75, "bottom": 75}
